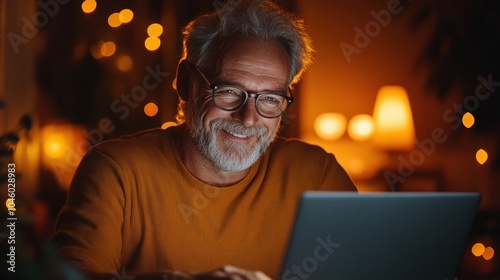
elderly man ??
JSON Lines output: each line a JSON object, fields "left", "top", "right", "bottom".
{"left": 51, "top": 0, "right": 357, "bottom": 279}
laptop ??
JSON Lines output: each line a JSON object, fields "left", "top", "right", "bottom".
{"left": 280, "top": 192, "right": 481, "bottom": 280}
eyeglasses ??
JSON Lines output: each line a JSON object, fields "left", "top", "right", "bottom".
{"left": 192, "top": 63, "right": 294, "bottom": 118}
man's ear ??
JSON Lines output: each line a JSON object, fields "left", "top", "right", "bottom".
{"left": 175, "top": 60, "right": 192, "bottom": 101}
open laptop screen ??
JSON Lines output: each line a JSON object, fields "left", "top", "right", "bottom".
{"left": 280, "top": 192, "right": 481, "bottom": 280}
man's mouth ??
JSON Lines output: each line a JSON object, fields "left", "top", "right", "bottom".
{"left": 222, "top": 129, "right": 250, "bottom": 139}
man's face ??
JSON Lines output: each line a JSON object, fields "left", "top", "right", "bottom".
{"left": 187, "top": 38, "right": 292, "bottom": 172}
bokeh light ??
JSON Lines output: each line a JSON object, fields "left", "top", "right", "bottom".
{"left": 347, "top": 114, "right": 375, "bottom": 142}
{"left": 314, "top": 113, "right": 347, "bottom": 141}
{"left": 101, "top": 41, "right": 116, "bottom": 57}
{"left": 108, "top": 13, "right": 121, "bottom": 28}
{"left": 462, "top": 112, "right": 475, "bottom": 128}
{"left": 116, "top": 55, "right": 133, "bottom": 72}
{"left": 145, "top": 37, "right": 161, "bottom": 51}
{"left": 483, "top": 247, "right": 495, "bottom": 261}
{"left": 476, "top": 149, "right": 488, "bottom": 165}
{"left": 144, "top": 102, "right": 159, "bottom": 117}
{"left": 119, "top": 9, "right": 134, "bottom": 24}
{"left": 147, "top": 23, "right": 163, "bottom": 37}
{"left": 81, "top": 0, "right": 97, "bottom": 14}
{"left": 472, "top": 243, "right": 486, "bottom": 257}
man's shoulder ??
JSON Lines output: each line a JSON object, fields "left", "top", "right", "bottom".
{"left": 269, "top": 137, "right": 330, "bottom": 158}
{"left": 89, "top": 127, "right": 172, "bottom": 158}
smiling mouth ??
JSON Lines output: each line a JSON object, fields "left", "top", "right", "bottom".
{"left": 222, "top": 129, "right": 249, "bottom": 139}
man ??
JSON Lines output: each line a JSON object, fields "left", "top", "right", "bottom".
{"left": 51, "top": 0, "right": 357, "bottom": 279}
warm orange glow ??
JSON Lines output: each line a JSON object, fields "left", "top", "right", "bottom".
{"left": 476, "top": 149, "right": 488, "bottom": 165}
{"left": 43, "top": 132, "right": 66, "bottom": 159}
{"left": 108, "top": 13, "right": 122, "bottom": 28}
{"left": 144, "top": 102, "right": 159, "bottom": 117}
{"left": 101, "top": 41, "right": 116, "bottom": 57}
{"left": 147, "top": 23, "right": 163, "bottom": 37}
{"left": 145, "top": 37, "right": 161, "bottom": 51}
{"left": 314, "top": 113, "right": 347, "bottom": 141}
{"left": 372, "top": 86, "right": 415, "bottom": 150}
{"left": 462, "top": 112, "right": 475, "bottom": 128}
{"left": 81, "top": 0, "right": 97, "bottom": 14}
{"left": 161, "top": 121, "right": 177, "bottom": 130}
{"left": 116, "top": 55, "right": 133, "bottom": 72}
{"left": 483, "top": 247, "right": 495, "bottom": 261}
{"left": 472, "top": 243, "right": 486, "bottom": 257}
{"left": 119, "top": 9, "right": 134, "bottom": 23}
{"left": 347, "top": 114, "right": 375, "bottom": 142}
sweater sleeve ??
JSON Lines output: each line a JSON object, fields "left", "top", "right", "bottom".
{"left": 50, "top": 147, "right": 126, "bottom": 273}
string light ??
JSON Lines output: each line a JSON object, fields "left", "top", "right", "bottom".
{"left": 483, "top": 247, "right": 495, "bottom": 261}
{"left": 119, "top": 9, "right": 134, "bottom": 24}
{"left": 476, "top": 149, "right": 488, "bottom": 165}
{"left": 472, "top": 243, "right": 486, "bottom": 257}
{"left": 108, "top": 13, "right": 121, "bottom": 28}
{"left": 101, "top": 41, "right": 116, "bottom": 57}
{"left": 462, "top": 112, "right": 475, "bottom": 128}
{"left": 147, "top": 23, "right": 163, "bottom": 37}
{"left": 145, "top": 37, "right": 161, "bottom": 51}
{"left": 81, "top": 0, "right": 97, "bottom": 14}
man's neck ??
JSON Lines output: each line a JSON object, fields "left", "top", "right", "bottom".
{"left": 174, "top": 125, "right": 250, "bottom": 187}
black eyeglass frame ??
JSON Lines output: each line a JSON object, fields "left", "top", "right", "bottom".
{"left": 192, "top": 63, "right": 294, "bottom": 118}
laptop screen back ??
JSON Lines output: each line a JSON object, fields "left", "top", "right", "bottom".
{"left": 280, "top": 192, "right": 481, "bottom": 280}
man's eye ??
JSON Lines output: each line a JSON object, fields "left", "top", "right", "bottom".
{"left": 216, "top": 89, "right": 239, "bottom": 95}
{"left": 261, "top": 95, "right": 283, "bottom": 105}
{"left": 264, "top": 96, "right": 279, "bottom": 103}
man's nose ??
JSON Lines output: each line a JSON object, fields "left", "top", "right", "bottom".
{"left": 231, "top": 98, "right": 259, "bottom": 126}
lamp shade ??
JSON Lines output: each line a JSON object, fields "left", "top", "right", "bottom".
{"left": 372, "top": 86, "right": 416, "bottom": 150}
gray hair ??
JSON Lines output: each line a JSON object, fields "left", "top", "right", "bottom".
{"left": 176, "top": 0, "right": 314, "bottom": 123}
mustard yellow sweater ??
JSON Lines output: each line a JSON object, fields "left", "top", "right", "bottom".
{"left": 51, "top": 125, "right": 357, "bottom": 279}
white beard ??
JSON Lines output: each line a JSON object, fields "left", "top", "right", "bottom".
{"left": 191, "top": 118, "right": 276, "bottom": 172}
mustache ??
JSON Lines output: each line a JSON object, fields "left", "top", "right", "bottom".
{"left": 210, "top": 119, "right": 268, "bottom": 138}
